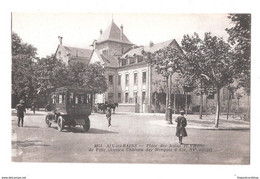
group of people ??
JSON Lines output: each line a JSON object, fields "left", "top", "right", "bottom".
{"left": 15, "top": 99, "right": 188, "bottom": 144}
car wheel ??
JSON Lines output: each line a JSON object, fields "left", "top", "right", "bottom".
{"left": 83, "top": 117, "right": 90, "bottom": 132}
{"left": 45, "top": 115, "right": 52, "bottom": 127}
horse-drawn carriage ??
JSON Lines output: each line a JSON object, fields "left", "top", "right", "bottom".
{"left": 45, "top": 86, "right": 93, "bottom": 132}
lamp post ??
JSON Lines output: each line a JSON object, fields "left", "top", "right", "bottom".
{"left": 142, "top": 49, "right": 182, "bottom": 125}
{"left": 167, "top": 64, "right": 174, "bottom": 124}
{"left": 167, "top": 73, "right": 173, "bottom": 124}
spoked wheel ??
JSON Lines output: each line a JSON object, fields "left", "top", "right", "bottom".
{"left": 83, "top": 117, "right": 90, "bottom": 132}
{"left": 45, "top": 115, "right": 52, "bottom": 127}
{"left": 57, "top": 116, "right": 65, "bottom": 132}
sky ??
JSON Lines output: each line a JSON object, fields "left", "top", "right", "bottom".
{"left": 12, "top": 13, "right": 233, "bottom": 58}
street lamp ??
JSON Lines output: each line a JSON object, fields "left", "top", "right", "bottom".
{"left": 166, "top": 62, "right": 174, "bottom": 124}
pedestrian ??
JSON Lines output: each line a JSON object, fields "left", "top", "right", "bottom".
{"left": 16, "top": 99, "right": 26, "bottom": 127}
{"left": 31, "top": 102, "right": 35, "bottom": 114}
{"left": 45, "top": 102, "right": 51, "bottom": 112}
{"left": 106, "top": 106, "right": 112, "bottom": 127}
{"left": 175, "top": 110, "right": 188, "bottom": 144}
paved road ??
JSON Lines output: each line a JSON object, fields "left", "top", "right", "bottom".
{"left": 11, "top": 112, "right": 250, "bottom": 164}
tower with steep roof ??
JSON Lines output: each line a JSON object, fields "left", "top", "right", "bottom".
{"left": 95, "top": 20, "right": 133, "bottom": 61}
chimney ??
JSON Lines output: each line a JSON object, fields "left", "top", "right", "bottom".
{"left": 120, "top": 24, "right": 123, "bottom": 40}
{"left": 58, "top": 36, "right": 63, "bottom": 45}
{"left": 93, "top": 40, "right": 97, "bottom": 50}
{"left": 149, "top": 41, "right": 154, "bottom": 48}
{"left": 100, "top": 29, "right": 103, "bottom": 35}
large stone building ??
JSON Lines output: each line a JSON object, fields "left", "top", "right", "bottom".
{"left": 54, "top": 20, "right": 250, "bottom": 115}
{"left": 89, "top": 20, "right": 186, "bottom": 113}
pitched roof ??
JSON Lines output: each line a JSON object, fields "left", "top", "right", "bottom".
{"left": 93, "top": 50, "right": 118, "bottom": 68}
{"left": 97, "top": 21, "right": 133, "bottom": 45}
{"left": 121, "top": 39, "right": 181, "bottom": 58}
{"left": 100, "top": 54, "right": 118, "bottom": 67}
{"left": 63, "top": 46, "right": 93, "bottom": 58}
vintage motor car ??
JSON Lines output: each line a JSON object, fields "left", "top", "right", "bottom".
{"left": 45, "top": 86, "right": 93, "bottom": 132}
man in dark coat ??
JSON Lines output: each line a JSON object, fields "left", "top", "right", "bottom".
{"left": 106, "top": 107, "right": 112, "bottom": 127}
{"left": 175, "top": 110, "right": 187, "bottom": 144}
{"left": 16, "top": 100, "right": 26, "bottom": 127}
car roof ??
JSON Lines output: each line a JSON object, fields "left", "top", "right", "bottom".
{"left": 53, "top": 86, "right": 92, "bottom": 94}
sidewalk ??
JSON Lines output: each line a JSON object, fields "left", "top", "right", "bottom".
{"left": 149, "top": 113, "right": 250, "bottom": 130}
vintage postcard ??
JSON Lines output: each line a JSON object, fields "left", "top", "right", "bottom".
{"left": 10, "top": 13, "right": 251, "bottom": 166}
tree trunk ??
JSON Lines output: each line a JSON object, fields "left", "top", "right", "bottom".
{"left": 227, "top": 90, "right": 230, "bottom": 120}
{"left": 174, "top": 93, "right": 176, "bottom": 114}
{"left": 214, "top": 88, "right": 221, "bottom": 128}
{"left": 237, "top": 98, "right": 240, "bottom": 111}
{"left": 199, "top": 79, "right": 203, "bottom": 119}
{"left": 185, "top": 93, "right": 188, "bottom": 116}
{"left": 247, "top": 94, "right": 250, "bottom": 121}
{"left": 205, "top": 96, "right": 208, "bottom": 116}
{"left": 165, "top": 76, "right": 169, "bottom": 120}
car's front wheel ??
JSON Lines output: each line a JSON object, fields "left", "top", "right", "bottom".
{"left": 83, "top": 117, "right": 90, "bottom": 132}
{"left": 45, "top": 115, "right": 52, "bottom": 127}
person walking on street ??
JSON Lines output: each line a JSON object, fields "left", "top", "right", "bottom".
{"left": 16, "top": 99, "right": 26, "bottom": 127}
{"left": 106, "top": 106, "right": 112, "bottom": 127}
{"left": 175, "top": 110, "right": 188, "bottom": 144}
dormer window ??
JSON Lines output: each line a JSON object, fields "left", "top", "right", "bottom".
{"left": 130, "top": 57, "right": 136, "bottom": 64}
{"left": 137, "top": 56, "right": 143, "bottom": 63}
{"left": 121, "top": 59, "right": 127, "bottom": 66}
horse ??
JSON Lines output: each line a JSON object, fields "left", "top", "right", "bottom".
{"left": 97, "top": 103, "right": 119, "bottom": 114}
{"left": 107, "top": 103, "right": 119, "bottom": 114}
{"left": 97, "top": 103, "right": 107, "bottom": 113}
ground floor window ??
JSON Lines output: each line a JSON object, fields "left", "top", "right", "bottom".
{"left": 108, "top": 93, "right": 114, "bottom": 103}
{"left": 142, "top": 92, "right": 146, "bottom": 103}
{"left": 118, "top": 93, "right": 121, "bottom": 103}
{"left": 134, "top": 92, "right": 138, "bottom": 103}
{"left": 125, "top": 93, "right": 129, "bottom": 103}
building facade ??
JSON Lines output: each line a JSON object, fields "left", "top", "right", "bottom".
{"left": 89, "top": 20, "right": 186, "bottom": 113}
{"left": 54, "top": 20, "right": 250, "bottom": 115}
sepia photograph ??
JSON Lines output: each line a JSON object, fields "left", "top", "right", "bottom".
{"left": 11, "top": 13, "right": 250, "bottom": 164}
{"left": 1, "top": 0, "right": 259, "bottom": 178}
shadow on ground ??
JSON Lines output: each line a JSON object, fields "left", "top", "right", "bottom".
{"left": 22, "top": 126, "right": 41, "bottom": 129}
{"left": 11, "top": 113, "right": 46, "bottom": 116}
{"left": 55, "top": 127, "right": 119, "bottom": 134}
{"left": 13, "top": 140, "right": 50, "bottom": 147}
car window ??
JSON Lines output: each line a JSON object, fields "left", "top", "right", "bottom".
{"left": 51, "top": 94, "right": 56, "bottom": 104}
{"left": 59, "top": 95, "right": 63, "bottom": 104}
{"left": 75, "top": 95, "right": 79, "bottom": 104}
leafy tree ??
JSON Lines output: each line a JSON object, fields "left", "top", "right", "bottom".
{"left": 226, "top": 14, "right": 251, "bottom": 95}
{"left": 34, "top": 55, "right": 69, "bottom": 105}
{"left": 83, "top": 62, "right": 107, "bottom": 94}
{"left": 66, "top": 61, "right": 107, "bottom": 93}
{"left": 142, "top": 46, "right": 184, "bottom": 121}
{"left": 181, "top": 32, "right": 239, "bottom": 127}
{"left": 12, "top": 32, "right": 37, "bottom": 107}
{"left": 67, "top": 62, "right": 88, "bottom": 86}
